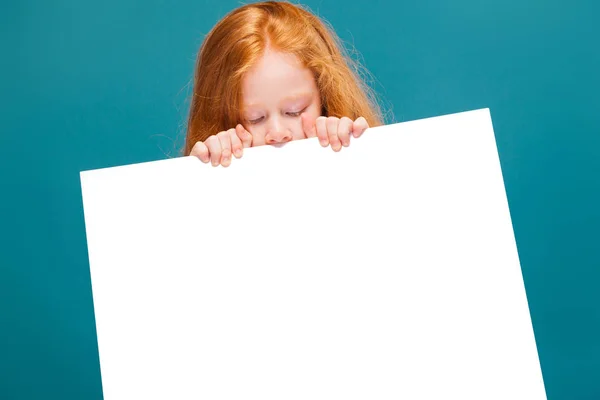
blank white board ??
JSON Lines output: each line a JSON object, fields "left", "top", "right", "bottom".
{"left": 80, "top": 108, "right": 547, "bottom": 399}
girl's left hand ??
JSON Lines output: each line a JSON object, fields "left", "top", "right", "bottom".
{"left": 301, "top": 113, "right": 369, "bottom": 152}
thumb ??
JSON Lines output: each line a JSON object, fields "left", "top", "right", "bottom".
{"left": 301, "top": 113, "right": 317, "bottom": 138}
{"left": 236, "top": 124, "right": 253, "bottom": 148}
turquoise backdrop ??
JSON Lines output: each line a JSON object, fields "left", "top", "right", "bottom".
{"left": 1, "top": 0, "right": 598, "bottom": 399}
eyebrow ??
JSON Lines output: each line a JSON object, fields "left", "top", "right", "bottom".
{"left": 244, "top": 92, "right": 313, "bottom": 110}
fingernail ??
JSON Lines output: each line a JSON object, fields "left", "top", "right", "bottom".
{"left": 234, "top": 149, "right": 242, "bottom": 158}
{"left": 320, "top": 139, "right": 328, "bottom": 147}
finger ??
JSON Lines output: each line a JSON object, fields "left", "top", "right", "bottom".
{"left": 190, "top": 141, "right": 210, "bottom": 163}
{"left": 217, "top": 131, "right": 232, "bottom": 167}
{"left": 352, "top": 116, "right": 369, "bottom": 138}
{"left": 236, "top": 124, "right": 253, "bottom": 148}
{"left": 205, "top": 135, "right": 222, "bottom": 167}
{"left": 315, "top": 116, "right": 328, "bottom": 147}
{"left": 327, "top": 116, "right": 341, "bottom": 152}
{"left": 229, "top": 128, "right": 243, "bottom": 159}
{"left": 301, "top": 113, "right": 317, "bottom": 138}
{"left": 338, "top": 117, "right": 353, "bottom": 147}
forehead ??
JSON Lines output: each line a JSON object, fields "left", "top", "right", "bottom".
{"left": 241, "top": 48, "right": 318, "bottom": 107}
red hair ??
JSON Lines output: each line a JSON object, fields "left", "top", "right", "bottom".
{"left": 184, "top": 1, "right": 384, "bottom": 155}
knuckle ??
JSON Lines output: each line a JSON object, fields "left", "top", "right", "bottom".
{"left": 190, "top": 145, "right": 208, "bottom": 161}
{"left": 191, "top": 141, "right": 203, "bottom": 153}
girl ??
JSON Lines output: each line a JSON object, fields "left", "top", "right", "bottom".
{"left": 185, "top": 1, "right": 385, "bottom": 167}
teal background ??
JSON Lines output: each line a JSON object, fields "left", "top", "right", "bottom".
{"left": 1, "top": 0, "right": 598, "bottom": 398}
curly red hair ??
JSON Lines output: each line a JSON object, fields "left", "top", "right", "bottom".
{"left": 184, "top": 1, "right": 384, "bottom": 155}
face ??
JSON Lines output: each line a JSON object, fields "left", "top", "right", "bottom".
{"left": 241, "top": 47, "right": 322, "bottom": 147}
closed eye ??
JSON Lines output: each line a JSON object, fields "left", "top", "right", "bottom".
{"left": 248, "top": 116, "right": 264, "bottom": 125}
{"left": 287, "top": 107, "right": 308, "bottom": 117}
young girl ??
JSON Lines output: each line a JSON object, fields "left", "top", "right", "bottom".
{"left": 185, "top": 0, "right": 385, "bottom": 167}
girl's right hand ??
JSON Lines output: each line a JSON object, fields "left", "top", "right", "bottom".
{"left": 190, "top": 124, "right": 253, "bottom": 167}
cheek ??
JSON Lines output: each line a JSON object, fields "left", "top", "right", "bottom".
{"left": 307, "top": 101, "right": 322, "bottom": 118}
{"left": 291, "top": 127, "right": 305, "bottom": 141}
{"left": 246, "top": 125, "right": 265, "bottom": 147}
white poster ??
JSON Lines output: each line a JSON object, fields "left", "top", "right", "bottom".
{"left": 80, "top": 108, "right": 547, "bottom": 399}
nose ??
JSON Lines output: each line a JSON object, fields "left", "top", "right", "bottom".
{"left": 265, "top": 131, "right": 292, "bottom": 144}
{"left": 265, "top": 118, "right": 292, "bottom": 144}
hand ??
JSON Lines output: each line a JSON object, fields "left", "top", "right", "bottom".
{"left": 190, "top": 124, "right": 253, "bottom": 167}
{"left": 302, "top": 114, "right": 369, "bottom": 152}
